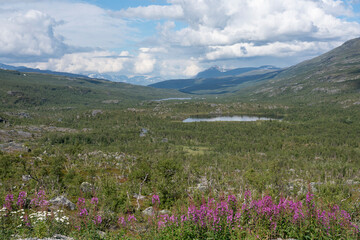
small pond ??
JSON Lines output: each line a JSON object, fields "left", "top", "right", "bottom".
{"left": 154, "top": 97, "right": 192, "bottom": 101}
{"left": 183, "top": 115, "right": 280, "bottom": 123}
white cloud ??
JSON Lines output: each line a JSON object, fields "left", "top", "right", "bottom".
{"left": 205, "top": 41, "right": 341, "bottom": 60}
{"left": 122, "top": 0, "right": 360, "bottom": 63}
{"left": 134, "top": 52, "right": 156, "bottom": 74}
{"left": 116, "top": 4, "right": 183, "bottom": 20}
{"left": 24, "top": 51, "right": 131, "bottom": 74}
{"left": 159, "top": 59, "right": 203, "bottom": 78}
{"left": 0, "top": 0, "right": 129, "bottom": 63}
{"left": 0, "top": 9, "right": 68, "bottom": 62}
{"left": 183, "top": 62, "right": 202, "bottom": 76}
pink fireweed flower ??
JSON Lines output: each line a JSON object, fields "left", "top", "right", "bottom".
{"left": 37, "top": 190, "right": 45, "bottom": 198}
{"left": 169, "top": 215, "right": 178, "bottom": 225}
{"left": 93, "top": 215, "right": 102, "bottom": 225}
{"left": 17, "top": 191, "right": 27, "bottom": 208}
{"left": 77, "top": 197, "right": 86, "bottom": 208}
{"left": 227, "top": 195, "right": 237, "bottom": 204}
{"left": 118, "top": 216, "right": 126, "bottom": 227}
{"left": 306, "top": 192, "right": 314, "bottom": 208}
{"left": 181, "top": 214, "right": 187, "bottom": 223}
{"left": 4, "top": 194, "right": 14, "bottom": 211}
{"left": 158, "top": 220, "right": 166, "bottom": 228}
{"left": 79, "top": 208, "right": 88, "bottom": 217}
{"left": 23, "top": 214, "right": 31, "bottom": 227}
{"left": 90, "top": 197, "right": 99, "bottom": 206}
{"left": 31, "top": 190, "right": 49, "bottom": 208}
{"left": 152, "top": 194, "right": 160, "bottom": 206}
{"left": 128, "top": 214, "right": 137, "bottom": 223}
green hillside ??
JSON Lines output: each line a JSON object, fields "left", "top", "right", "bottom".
{"left": 0, "top": 69, "right": 188, "bottom": 109}
{"left": 240, "top": 38, "right": 360, "bottom": 105}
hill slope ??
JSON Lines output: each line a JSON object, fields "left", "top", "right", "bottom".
{"left": 244, "top": 38, "right": 360, "bottom": 105}
{"left": 0, "top": 63, "right": 90, "bottom": 79}
{"left": 0, "top": 69, "right": 188, "bottom": 109}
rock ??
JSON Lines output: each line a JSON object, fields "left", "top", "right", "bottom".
{"left": 142, "top": 206, "right": 154, "bottom": 216}
{"left": 80, "top": 182, "right": 94, "bottom": 193}
{"left": 102, "top": 100, "right": 119, "bottom": 104}
{"left": 188, "top": 176, "right": 210, "bottom": 192}
{"left": 18, "top": 112, "right": 30, "bottom": 119}
{"left": 16, "top": 130, "right": 32, "bottom": 138}
{"left": 310, "top": 182, "right": 322, "bottom": 193}
{"left": 16, "top": 234, "right": 73, "bottom": 240}
{"left": 161, "top": 138, "right": 168, "bottom": 143}
{"left": 97, "top": 231, "right": 106, "bottom": 239}
{"left": 0, "top": 142, "right": 28, "bottom": 153}
{"left": 49, "top": 196, "right": 76, "bottom": 211}
{"left": 140, "top": 128, "right": 148, "bottom": 137}
{"left": 91, "top": 110, "right": 103, "bottom": 117}
{"left": 346, "top": 180, "right": 360, "bottom": 185}
{"left": 159, "top": 209, "right": 171, "bottom": 215}
{"left": 22, "top": 175, "right": 32, "bottom": 182}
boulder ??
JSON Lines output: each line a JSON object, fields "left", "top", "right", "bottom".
{"left": 22, "top": 175, "right": 32, "bottom": 182}
{"left": 91, "top": 110, "right": 103, "bottom": 117}
{"left": 159, "top": 209, "right": 171, "bottom": 215}
{"left": 142, "top": 206, "right": 154, "bottom": 216}
{"left": 49, "top": 196, "right": 76, "bottom": 211}
{"left": 140, "top": 128, "right": 148, "bottom": 137}
{"left": 80, "top": 182, "right": 94, "bottom": 193}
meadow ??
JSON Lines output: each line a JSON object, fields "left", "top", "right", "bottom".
{"left": 0, "top": 96, "right": 359, "bottom": 239}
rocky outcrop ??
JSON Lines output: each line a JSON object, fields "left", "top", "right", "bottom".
{"left": 49, "top": 196, "right": 76, "bottom": 211}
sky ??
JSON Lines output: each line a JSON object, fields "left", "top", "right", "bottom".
{"left": 1, "top": 0, "right": 360, "bottom": 83}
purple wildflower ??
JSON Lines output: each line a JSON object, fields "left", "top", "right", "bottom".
{"left": 17, "top": 191, "right": 27, "bottom": 208}
{"left": 118, "top": 216, "right": 126, "bottom": 227}
{"left": 152, "top": 194, "right": 160, "bottom": 206}
{"left": 128, "top": 214, "right": 137, "bottom": 223}
{"left": 4, "top": 194, "right": 14, "bottom": 211}
{"left": 93, "top": 215, "right": 102, "bottom": 225}
{"left": 227, "top": 195, "right": 237, "bottom": 204}
{"left": 79, "top": 208, "right": 88, "bottom": 217}
{"left": 90, "top": 197, "right": 99, "bottom": 206}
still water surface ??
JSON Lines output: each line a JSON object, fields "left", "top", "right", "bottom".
{"left": 183, "top": 116, "right": 279, "bottom": 122}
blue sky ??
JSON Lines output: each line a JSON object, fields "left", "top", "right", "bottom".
{"left": 0, "top": 0, "right": 360, "bottom": 84}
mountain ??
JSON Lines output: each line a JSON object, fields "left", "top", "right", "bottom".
{"left": 0, "top": 63, "right": 90, "bottom": 79}
{"left": 244, "top": 37, "right": 360, "bottom": 104}
{"left": 88, "top": 73, "right": 164, "bottom": 86}
{"left": 150, "top": 66, "right": 282, "bottom": 94}
{"left": 195, "top": 65, "right": 279, "bottom": 78}
{"left": 0, "top": 69, "right": 188, "bottom": 109}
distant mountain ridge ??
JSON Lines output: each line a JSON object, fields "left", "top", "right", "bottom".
{"left": 195, "top": 65, "right": 279, "bottom": 78}
{"left": 0, "top": 63, "right": 90, "bottom": 79}
{"left": 88, "top": 72, "right": 164, "bottom": 86}
{"left": 150, "top": 66, "right": 282, "bottom": 94}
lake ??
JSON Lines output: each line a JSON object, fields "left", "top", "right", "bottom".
{"left": 154, "top": 97, "right": 192, "bottom": 101}
{"left": 183, "top": 115, "right": 280, "bottom": 122}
